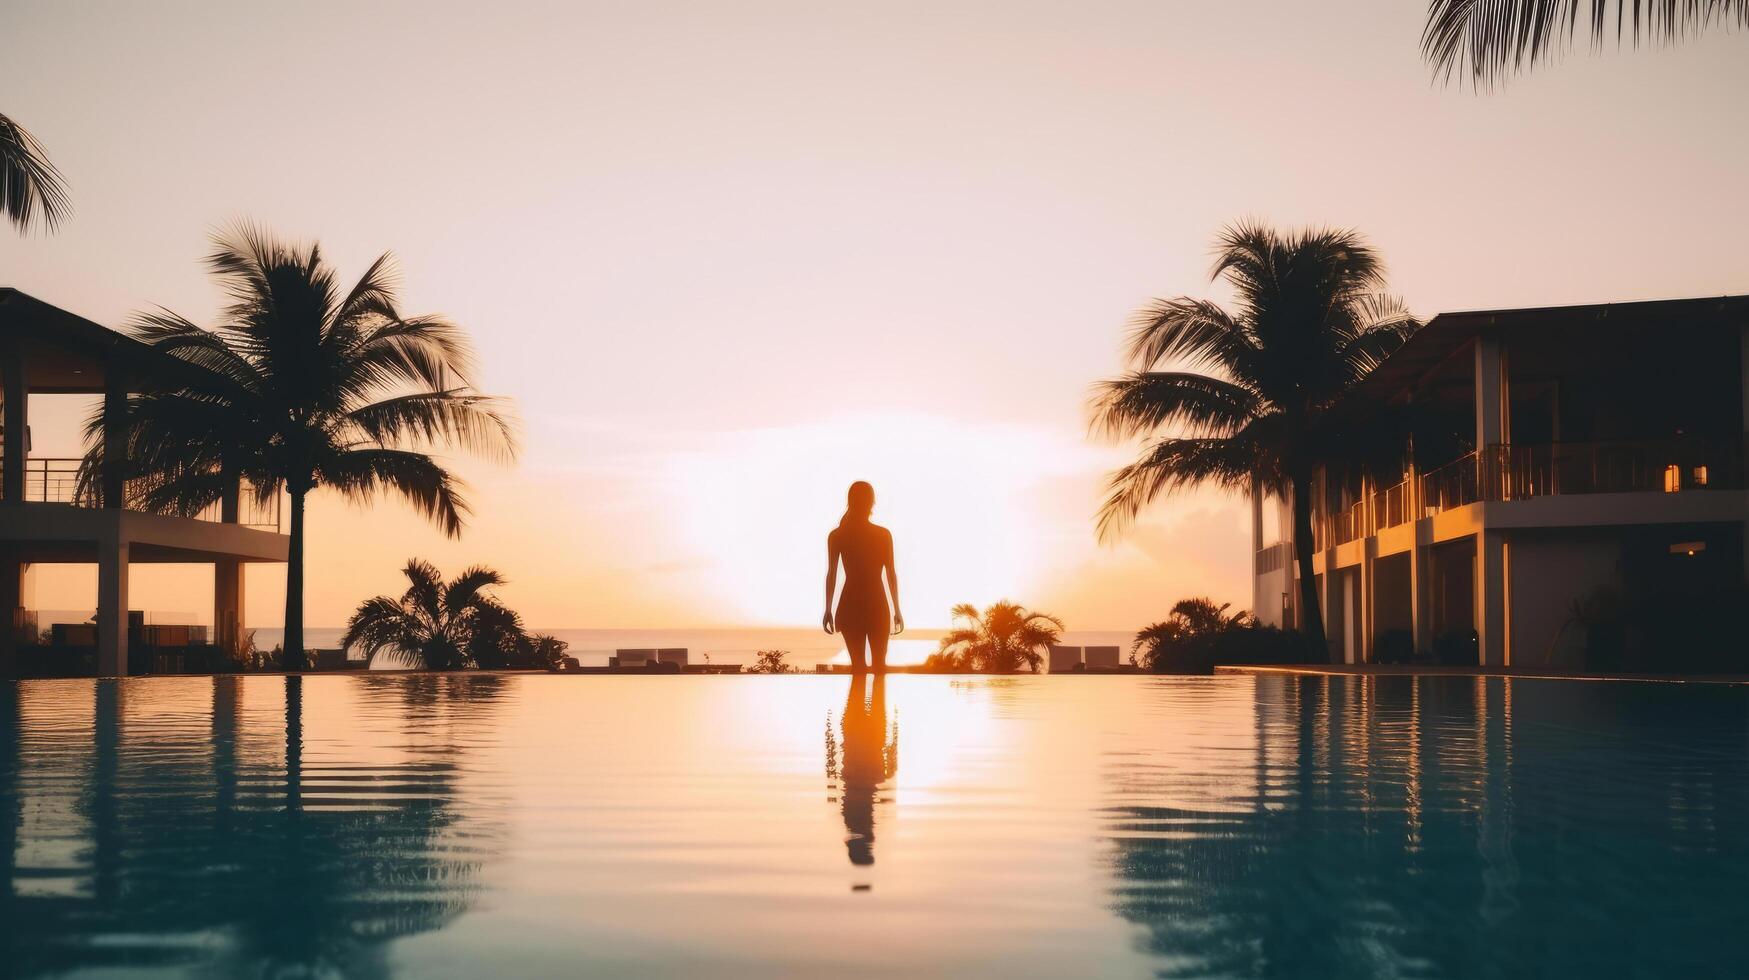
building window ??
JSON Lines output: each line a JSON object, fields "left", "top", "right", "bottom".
{"left": 1662, "top": 464, "right": 1681, "bottom": 492}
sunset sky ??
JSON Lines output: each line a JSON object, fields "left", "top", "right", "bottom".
{"left": 3, "top": 1, "right": 1746, "bottom": 631}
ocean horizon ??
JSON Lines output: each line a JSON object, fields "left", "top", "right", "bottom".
{"left": 245, "top": 626, "right": 1138, "bottom": 668}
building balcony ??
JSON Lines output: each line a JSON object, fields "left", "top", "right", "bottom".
{"left": 1311, "top": 438, "right": 1744, "bottom": 551}
{"left": 0, "top": 457, "right": 282, "bottom": 530}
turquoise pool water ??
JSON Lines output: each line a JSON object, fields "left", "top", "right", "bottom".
{"left": 1, "top": 673, "right": 1744, "bottom": 977}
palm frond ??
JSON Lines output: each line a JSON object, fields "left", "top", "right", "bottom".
{"left": 442, "top": 566, "right": 506, "bottom": 618}
{"left": 341, "top": 595, "right": 423, "bottom": 656}
{"left": 400, "top": 559, "right": 446, "bottom": 624}
{"left": 0, "top": 112, "right": 70, "bottom": 233}
{"left": 1089, "top": 371, "right": 1260, "bottom": 441}
{"left": 1096, "top": 436, "right": 1263, "bottom": 543}
{"left": 1123, "top": 298, "right": 1258, "bottom": 376}
{"left": 1423, "top": 0, "right": 1749, "bottom": 86}
{"left": 319, "top": 448, "right": 469, "bottom": 537}
{"left": 343, "top": 390, "right": 519, "bottom": 462}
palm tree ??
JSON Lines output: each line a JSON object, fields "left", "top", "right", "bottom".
{"left": 1425, "top": 0, "right": 1749, "bottom": 86}
{"left": 932, "top": 601, "right": 1064, "bottom": 673}
{"left": 342, "top": 559, "right": 525, "bottom": 670}
{"left": 84, "top": 224, "right": 517, "bottom": 668}
{"left": 1, "top": 111, "right": 70, "bottom": 233}
{"left": 1090, "top": 223, "right": 1416, "bottom": 652}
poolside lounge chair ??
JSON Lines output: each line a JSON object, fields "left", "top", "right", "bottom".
{"left": 1048, "top": 645, "right": 1083, "bottom": 673}
{"left": 614, "top": 649, "right": 657, "bottom": 668}
{"left": 1084, "top": 646, "right": 1121, "bottom": 669}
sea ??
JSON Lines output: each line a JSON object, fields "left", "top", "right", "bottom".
{"left": 247, "top": 626, "right": 1138, "bottom": 669}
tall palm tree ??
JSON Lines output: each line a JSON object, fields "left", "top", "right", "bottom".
{"left": 85, "top": 224, "right": 517, "bottom": 668}
{"left": 342, "top": 559, "right": 525, "bottom": 670}
{"left": 931, "top": 601, "right": 1064, "bottom": 673}
{"left": 0, "top": 111, "right": 70, "bottom": 233}
{"left": 1425, "top": 0, "right": 1749, "bottom": 86}
{"left": 1090, "top": 223, "right": 1416, "bottom": 652}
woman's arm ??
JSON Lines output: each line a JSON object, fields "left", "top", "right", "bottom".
{"left": 823, "top": 531, "right": 840, "bottom": 634}
{"left": 884, "top": 530, "right": 903, "bottom": 634}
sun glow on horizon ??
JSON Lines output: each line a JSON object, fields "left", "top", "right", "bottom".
{"left": 660, "top": 411, "right": 1107, "bottom": 629}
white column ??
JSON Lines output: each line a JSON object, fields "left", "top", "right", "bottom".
{"left": 97, "top": 538, "right": 130, "bottom": 677}
{"left": 1477, "top": 529, "right": 1509, "bottom": 666}
{"left": 1359, "top": 539, "right": 1376, "bottom": 664}
{"left": 3, "top": 340, "right": 26, "bottom": 505}
{"left": 214, "top": 558, "right": 245, "bottom": 656}
{"left": 1475, "top": 334, "right": 1506, "bottom": 448}
{"left": 0, "top": 546, "right": 18, "bottom": 676}
{"left": 1740, "top": 324, "right": 1749, "bottom": 587}
{"left": 1250, "top": 476, "right": 1264, "bottom": 618}
{"left": 1410, "top": 537, "right": 1431, "bottom": 656}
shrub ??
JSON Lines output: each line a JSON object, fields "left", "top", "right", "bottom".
{"left": 1133, "top": 598, "right": 1321, "bottom": 674}
{"left": 747, "top": 649, "right": 796, "bottom": 674}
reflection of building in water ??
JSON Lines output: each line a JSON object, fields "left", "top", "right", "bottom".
{"left": 0, "top": 675, "right": 507, "bottom": 979}
{"left": 1103, "top": 674, "right": 1749, "bottom": 977}
{"left": 826, "top": 675, "right": 898, "bottom": 866}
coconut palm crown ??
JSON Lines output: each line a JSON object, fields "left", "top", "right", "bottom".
{"left": 342, "top": 560, "right": 525, "bottom": 670}
{"left": 84, "top": 224, "right": 517, "bottom": 668}
{"left": 0, "top": 111, "right": 70, "bottom": 233}
{"left": 932, "top": 601, "right": 1064, "bottom": 673}
{"left": 1424, "top": 0, "right": 1749, "bottom": 86}
{"left": 1090, "top": 223, "right": 1417, "bottom": 650}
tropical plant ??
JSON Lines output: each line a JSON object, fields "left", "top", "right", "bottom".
{"left": 932, "top": 601, "right": 1064, "bottom": 673}
{"left": 1090, "top": 223, "right": 1417, "bottom": 652}
{"left": 1424, "top": 0, "right": 1749, "bottom": 86}
{"left": 0, "top": 111, "right": 69, "bottom": 233}
{"left": 1130, "top": 598, "right": 1253, "bottom": 672}
{"left": 81, "top": 224, "right": 516, "bottom": 668}
{"left": 342, "top": 560, "right": 525, "bottom": 670}
{"left": 523, "top": 634, "right": 570, "bottom": 670}
{"left": 748, "top": 649, "right": 796, "bottom": 674}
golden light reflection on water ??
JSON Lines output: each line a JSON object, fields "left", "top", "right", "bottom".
{"left": 2, "top": 674, "right": 1748, "bottom": 978}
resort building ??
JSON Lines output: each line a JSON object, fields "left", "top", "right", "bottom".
{"left": 0, "top": 289, "right": 288, "bottom": 677}
{"left": 1251, "top": 295, "right": 1749, "bottom": 668}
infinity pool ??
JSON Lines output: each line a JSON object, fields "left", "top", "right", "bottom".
{"left": 1, "top": 674, "right": 1744, "bottom": 977}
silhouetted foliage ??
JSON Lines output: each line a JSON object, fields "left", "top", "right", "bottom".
{"left": 747, "top": 649, "right": 797, "bottom": 674}
{"left": 1091, "top": 223, "right": 1417, "bottom": 653}
{"left": 1551, "top": 584, "right": 1749, "bottom": 673}
{"left": 343, "top": 560, "right": 525, "bottom": 670}
{"left": 1424, "top": 0, "right": 1749, "bottom": 87}
{"left": 1132, "top": 598, "right": 1321, "bottom": 674}
{"left": 0, "top": 111, "right": 69, "bottom": 233}
{"left": 928, "top": 601, "right": 1064, "bottom": 673}
{"left": 79, "top": 224, "right": 517, "bottom": 668}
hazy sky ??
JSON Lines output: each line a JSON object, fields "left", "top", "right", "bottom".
{"left": 3, "top": 1, "right": 1745, "bottom": 631}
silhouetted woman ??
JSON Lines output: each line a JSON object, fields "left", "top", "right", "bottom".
{"left": 823, "top": 481, "right": 903, "bottom": 673}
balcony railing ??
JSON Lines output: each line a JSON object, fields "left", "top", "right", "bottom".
{"left": 1310, "top": 438, "right": 1742, "bottom": 547}
{"left": 1421, "top": 440, "right": 1742, "bottom": 514}
{"left": 0, "top": 457, "right": 281, "bottom": 531}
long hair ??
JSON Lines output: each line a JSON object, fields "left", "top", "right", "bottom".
{"left": 839, "top": 481, "right": 874, "bottom": 530}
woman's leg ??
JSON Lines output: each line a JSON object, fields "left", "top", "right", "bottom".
{"left": 867, "top": 627, "right": 889, "bottom": 674}
{"left": 843, "top": 626, "right": 869, "bottom": 673}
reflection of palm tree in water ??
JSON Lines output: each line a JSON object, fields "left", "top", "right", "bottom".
{"left": 828, "top": 674, "right": 898, "bottom": 866}
{"left": 1, "top": 675, "right": 507, "bottom": 979}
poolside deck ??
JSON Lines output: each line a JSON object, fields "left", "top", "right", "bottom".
{"left": 1215, "top": 663, "right": 1749, "bottom": 685}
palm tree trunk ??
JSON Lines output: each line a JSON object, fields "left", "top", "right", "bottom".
{"left": 1290, "top": 472, "right": 1329, "bottom": 658}
{"left": 283, "top": 488, "right": 307, "bottom": 671}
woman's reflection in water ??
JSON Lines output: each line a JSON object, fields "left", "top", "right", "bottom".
{"left": 830, "top": 674, "right": 898, "bottom": 866}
